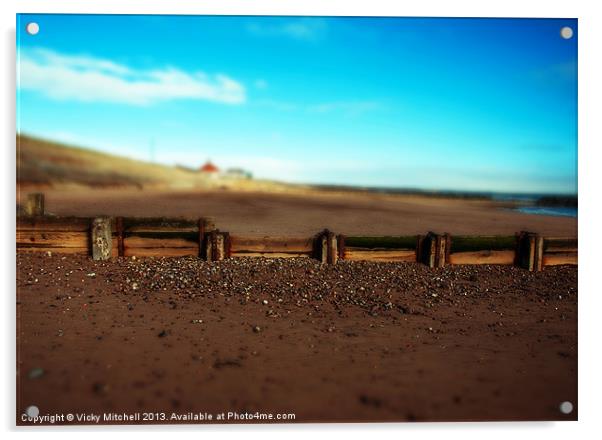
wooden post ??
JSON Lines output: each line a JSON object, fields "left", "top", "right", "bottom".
{"left": 91, "top": 217, "right": 112, "bottom": 260}
{"left": 427, "top": 232, "right": 437, "bottom": 268}
{"left": 434, "top": 233, "right": 450, "bottom": 268}
{"left": 215, "top": 232, "right": 225, "bottom": 261}
{"left": 444, "top": 233, "right": 451, "bottom": 265}
{"left": 516, "top": 231, "right": 544, "bottom": 271}
{"left": 320, "top": 235, "right": 328, "bottom": 264}
{"left": 198, "top": 218, "right": 206, "bottom": 258}
{"left": 25, "top": 193, "right": 44, "bottom": 216}
{"left": 418, "top": 232, "right": 449, "bottom": 268}
{"left": 435, "top": 234, "right": 443, "bottom": 268}
{"left": 535, "top": 235, "right": 544, "bottom": 271}
{"left": 116, "top": 216, "right": 125, "bottom": 257}
{"left": 313, "top": 230, "right": 329, "bottom": 264}
{"left": 205, "top": 230, "right": 225, "bottom": 262}
{"left": 327, "top": 231, "right": 338, "bottom": 265}
{"left": 416, "top": 234, "right": 424, "bottom": 263}
{"left": 337, "top": 235, "right": 346, "bottom": 260}
{"left": 205, "top": 230, "right": 214, "bottom": 262}
{"left": 223, "top": 232, "right": 232, "bottom": 258}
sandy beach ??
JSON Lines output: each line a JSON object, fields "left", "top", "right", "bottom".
{"left": 19, "top": 188, "right": 577, "bottom": 237}
{"left": 17, "top": 253, "right": 577, "bottom": 424}
{"left": 16, "top": 183, "right": 578, "bottom": 425}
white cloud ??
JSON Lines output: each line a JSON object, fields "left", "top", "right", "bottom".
{"left": 18, "top": 47, "right": 246, "bottom": 106}
{"left": 246, "top": 18, "right": 327, "bottom": 42}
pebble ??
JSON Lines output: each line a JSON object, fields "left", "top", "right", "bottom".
{"left": 17, "top": 255, "right": 577, "bottom": 327}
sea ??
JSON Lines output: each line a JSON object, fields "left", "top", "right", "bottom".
{"left": 512, "top": 206, "right": 577, "bottom": 218}
{"left": 490, "top": 194, "right": 578, "bottom": 218}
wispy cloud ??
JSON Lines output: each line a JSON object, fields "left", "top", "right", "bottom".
{"left": 246, "top": 18, "right": 328, "bottom": 42}
{"left": 18, "top": 47, "right": 246, "bottom": 106}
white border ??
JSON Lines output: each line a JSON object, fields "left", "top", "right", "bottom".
{"left": 2, "top": 1, "right": 601, "bottom": 439}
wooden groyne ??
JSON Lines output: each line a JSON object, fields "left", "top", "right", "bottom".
{"left": 16, "top": 194, "right": 577, "bottom": 271}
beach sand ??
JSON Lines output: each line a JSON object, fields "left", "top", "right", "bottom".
{"left": 17, "top": 254, "right": 577, "bottom": 424}
{"left": 20, "top": 188, "right": 577, "bottom": 237}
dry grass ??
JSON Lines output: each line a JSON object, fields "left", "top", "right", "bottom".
{"left": 17, "top": 134, "right": 219, "bottom": 189}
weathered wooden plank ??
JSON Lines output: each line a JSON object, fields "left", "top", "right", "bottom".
{"left": 231, "top": 252, "right": 311, "bottom": 258}
{"left": 17, "top": 246, "right": 89, "bottom": 255}
{"left": 450, "top": 236, "right": 516, "bottom": 253}
{"left": 449, "top": 250, "right": 515, "bottom": 265}
{"left": 230, "top": 236, "right": 314, "bottom": 253}
{"left": 122, "top": 217, "right": 199, "bottom": 231}
{"left": 344, "top": 248, "right": 416, "bottom": 262}
{"left": 123, "top": 247, "right": 198, "bottom": 257}
{"left": 544, "top": 236, "right": 578, "bottom": 243}
{"left": 125, "top": 225, "right": 199, "bottom": 233}
{"left": 544, "top": 237, "right": 578, "bottom": 252}
{"left": 124, "top": 231, "right": 199, "bottom": 243}
{"left": 546, "top": 246, "right": 578, "bottom": 253}
{"left": 543, "top": 252, "right": 578, "bottom": 266}
{"left": 17, "top": 216, "right": 93, "bottom": 232}
{"left": 124, "top": 236, "right": 198, "bottom": 249}
{"left": 345, "top": 236, "right": 417, "bottom": 250}
{"left": 17, "top": 231, "right": 89, "bottom": 248}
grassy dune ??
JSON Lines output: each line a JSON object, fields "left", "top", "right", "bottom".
{"left": 16, "top": 134, "right": 216, "bottom": 189}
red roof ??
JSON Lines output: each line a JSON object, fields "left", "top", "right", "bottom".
{"left": 200, "top": 161, "right": 219, "bottom": 173}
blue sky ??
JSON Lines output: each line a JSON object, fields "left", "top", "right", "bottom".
{"left": 16, "top": 15, "right": 577, "bottom": 194}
